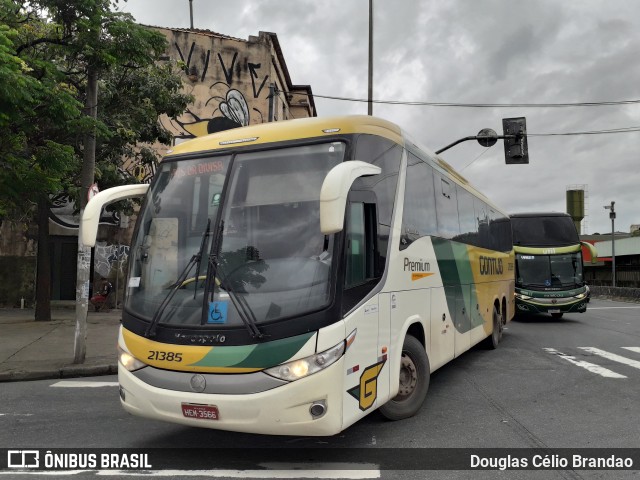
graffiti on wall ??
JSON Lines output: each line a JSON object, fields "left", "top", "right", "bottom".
{"left": 175, "top": 87, "right": 250, "bottom": 137}
{"left": 166, "top": 40, "right": 271, "bottom": 140}
{"left": 94, "top": 242, "right": 130, "bottom": 278}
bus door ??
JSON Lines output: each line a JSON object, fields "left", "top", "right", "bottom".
{"left": 341, "top": 199, "right": 389, "bottom": 423}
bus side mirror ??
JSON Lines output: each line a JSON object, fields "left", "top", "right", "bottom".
{"left": 319, "top": 161, "right": 381, "bottom": 234}
{"left": 81, "top": 184, "right": 150, "bottom": 247}
{"left": 581, "top": 241, "right": 598, "bottom": 264}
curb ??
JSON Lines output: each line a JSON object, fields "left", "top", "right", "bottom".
{"left": 0, "top": 363, "right": 117, "bottom": 383}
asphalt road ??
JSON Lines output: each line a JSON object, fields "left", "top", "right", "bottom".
{"left": 1, "top": 298, "right": 639, "bottom": 479}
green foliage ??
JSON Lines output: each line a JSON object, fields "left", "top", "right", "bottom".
{"left": 0, "top": 0, "right": 191, "bottom": 218}
{"left": 96, "top": 60, "right": 192, "bottom": 187}
{"left": 0, "top": 2, "right": 83, "bottom": 217}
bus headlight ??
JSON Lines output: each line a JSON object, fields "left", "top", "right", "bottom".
{"left": 574, "top": 293, "right": 586, "bottom": 299}
{"left": 118, "top": 346, "right": 147, "bottom": 372}
{"left": 515, "top": 293, "right": 532, "bottom": 301}
{"left": 264, "top": 341, "right": 345, "bottom": 382}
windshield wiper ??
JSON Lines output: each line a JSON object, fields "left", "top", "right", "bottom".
{"left": 219, "top": 263, "right": 265, "bottom": 339}
{"left": 200, "top": 221, "right": 265, "bottom": 339}
{"left": 193, "top": 219, "right": 211, "bottom": 299}
{"left": 204, "top": 258, "right": 265, "bottom": 339}
{"left": 144, "top": 220, "right": 211, "bottom": 338}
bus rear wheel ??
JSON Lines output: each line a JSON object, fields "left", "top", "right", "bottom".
{"left": 482, "top": 306, "right": 502, "bottom": 349}
{"left": 379, "top": 335, "right": 429, "bottom": 421}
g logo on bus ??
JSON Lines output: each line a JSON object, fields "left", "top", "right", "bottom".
{"left": 190, "top": 374, "right": 207, "bottom": 393}
{"left": 347, "top": 360, "right": 386, "bottom": 411}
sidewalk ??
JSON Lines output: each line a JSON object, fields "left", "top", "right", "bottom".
{"left": 0, "top": 307, "right": 121, "bottom": 382}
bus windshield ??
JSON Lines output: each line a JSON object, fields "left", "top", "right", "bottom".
{"left": 126, "top": 142, "right": 346, "bottom": 328}
{"left": 511, "top": 215, "right": 579, "bottom": 247}
{"left": 516, "top": 252, "right": 584, "bottom": 288}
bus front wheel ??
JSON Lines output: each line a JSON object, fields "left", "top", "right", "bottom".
{"left": 379, "top": 335, "right": 430, "bottom": 421}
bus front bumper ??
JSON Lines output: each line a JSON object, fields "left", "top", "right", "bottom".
{"left": 515, "top": 297, "right": 588, "bottom": 315}
{"left": 118, "top": 358, "right": 345, "bottom": 436}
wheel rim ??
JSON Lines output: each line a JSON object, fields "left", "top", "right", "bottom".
{"left": 396, "top": 351, "right": 418, "bottom": 400}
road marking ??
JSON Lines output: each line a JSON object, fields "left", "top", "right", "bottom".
{"left": 50, "top": 381, "right": 119, "bottom": 388}
{"left": 622, "top": 347, "right": 640, "bottom": 354}
{"left": 543, "top": 348, "right": 626, "bottom": 378}
{"left": 99, "top": 467, "right": 380, "bottom": 478}
{"left": 0, "top": 466, "right": 381, "bottom": 479}
{"left": 578, "top": 347, "right": 640, "bottom": 371}
{"left": 587, "top": 306, "right": 640, "bottom": 309}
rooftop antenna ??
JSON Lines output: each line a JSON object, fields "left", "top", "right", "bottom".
{"left": 189, "top": 0, "right": 194, "bottom": 29}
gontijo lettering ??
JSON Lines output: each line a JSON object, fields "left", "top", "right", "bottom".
{"left": 479, "top": 256, "right": 504, "bottom": 275}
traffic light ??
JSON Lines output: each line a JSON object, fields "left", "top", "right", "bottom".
{"left": 502, "top": 117, "right": 529, "bottom": 164}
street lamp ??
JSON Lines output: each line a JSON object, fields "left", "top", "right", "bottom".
{"left": 604, "top": 201, "right": 616, "bottom": 287}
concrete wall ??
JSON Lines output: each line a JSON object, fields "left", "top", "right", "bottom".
{"left": 590, "top": 285, "right": 640, "bottom": 303}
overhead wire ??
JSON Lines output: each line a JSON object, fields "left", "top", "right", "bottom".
{"left": 286, "top": 91, "right": 640, "bottom": 108}
{"left": 280, "top": 90, "right": 640, "bottom": 137}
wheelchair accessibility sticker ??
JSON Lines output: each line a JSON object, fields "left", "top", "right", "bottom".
{"left": 208, "top": 301, "right": 228, "bottom": 324}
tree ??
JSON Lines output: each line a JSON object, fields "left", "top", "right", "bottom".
{"left": 1, "top": 1, "right": 191, "bottom": 329}
{"left": 1, "top": 1, "right": 86, "bottom": 320}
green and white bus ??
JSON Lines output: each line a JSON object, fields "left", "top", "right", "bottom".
{"left": 511, "top": 212, "right": 597, "bottom": 319}
{"left": 82, "top": 115, "right": 514, "bottom": 436}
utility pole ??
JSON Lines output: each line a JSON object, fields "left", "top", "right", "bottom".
{"left": 604, "top": 201, "right": 616, "bottom": 287}
{"left": 367, "top": 0, "right": 373, "bottom": 116}
{"left": 74, "top": 66, "right": 98, "bottom": 364}
{"left": 189, "top": 0, "right": 194, "bottom": 29}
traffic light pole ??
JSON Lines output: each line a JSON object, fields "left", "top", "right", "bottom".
{"left": 435, "top": 133, "right": 514, "bottom": 155}
{"left": 435, "top": 117, "right": 528, "bottom": 165}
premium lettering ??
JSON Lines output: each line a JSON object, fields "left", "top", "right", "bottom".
{"left": 404, "top": 258, "right": 430, "bottom": 272}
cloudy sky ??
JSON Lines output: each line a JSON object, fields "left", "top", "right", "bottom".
{"left": 119, "top": 0, "right": 640, "bottom": 235}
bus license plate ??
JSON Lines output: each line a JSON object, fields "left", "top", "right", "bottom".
{"left": 548, "top": 309, "right": 561, "bottom": 314}
{"left": 181, "top": 403, "right": 219, "bottom": 420}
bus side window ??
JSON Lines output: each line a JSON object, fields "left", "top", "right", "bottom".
{"left": 345, "top": 202, "right": 378, "bottom": 286}
{"left": 400, "top": 153, "right": 437, "bottom": 249}
{"left": 343, "top": 202, "right": 378, "bottom": 313}
{"left": 434, "top": 172, "right": 460, "bottom": 239}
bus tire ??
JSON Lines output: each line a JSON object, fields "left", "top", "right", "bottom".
{"left": 482, "top": 306, "right": 502, "bottom": 350}
{"left": 551, "top": 312, "right": 563, "bottom": 319}
{"left": 379, "top": 334, "right": 429, "bottom": 421}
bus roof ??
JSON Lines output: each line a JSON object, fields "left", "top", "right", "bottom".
{"left": 510, "top": 212, "right": 572, "bottom": 219}
{"left": 165, "top": 115, "right": 404, "bottom": 157}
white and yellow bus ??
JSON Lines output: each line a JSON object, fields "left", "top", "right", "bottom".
{"left": 82, "top": 115, "right": 514, "bottom": 436}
